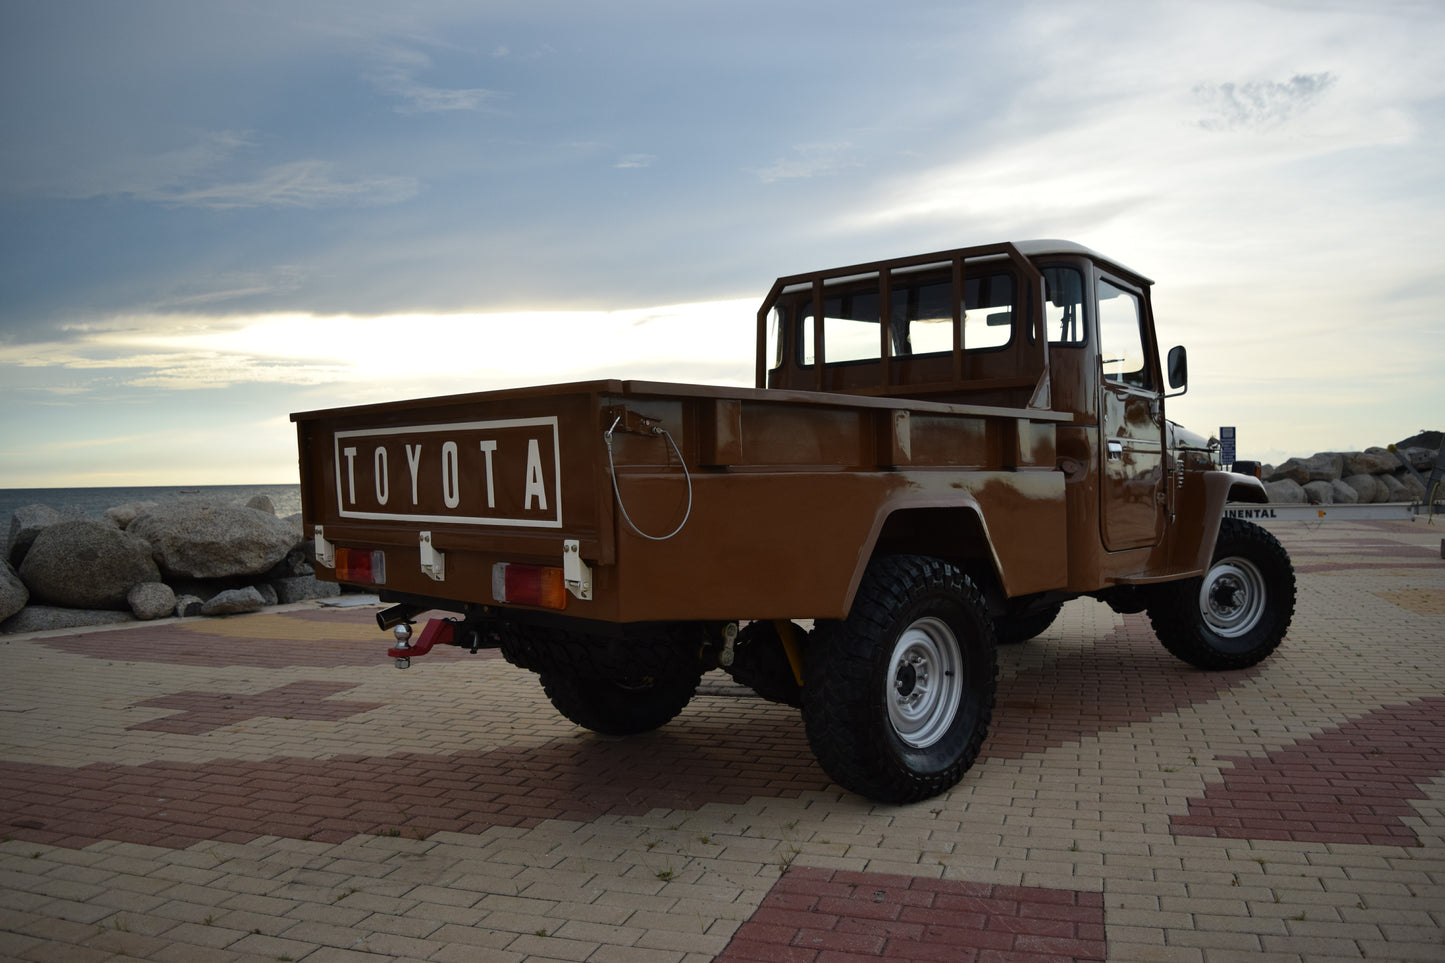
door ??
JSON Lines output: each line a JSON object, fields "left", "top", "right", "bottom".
{"left": 1097, "top": 276, "right": 1165, "bottom": 551}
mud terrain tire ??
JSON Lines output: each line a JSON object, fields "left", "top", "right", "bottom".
{"left": 539, "top": 669, "right": 703, "bottom": 735}
{"left": 993, "top": 600, "right": 1063, "bottom": 646}
{"left": 728, "top": 620, "right": 804, "bottom": 707}
{"left": 802, "top": 555, "right": 996, "bottom": 803}
{"left": 1148, "top": 518, "right": 1295, "bottom": 670}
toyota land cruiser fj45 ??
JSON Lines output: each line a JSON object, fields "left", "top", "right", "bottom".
{"left": 291, "top": 240, "right": 1294, "bottom": 802}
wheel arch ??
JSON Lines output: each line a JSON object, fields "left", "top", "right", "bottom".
{"left": 1190, "top": 471, "right": 1269, "bottom": 573}
{"left": 846, "top": 497, "right": 1006, "bottom": 614}
{"left": 1147, "top": 513, "right": 1295, "bottom": 670}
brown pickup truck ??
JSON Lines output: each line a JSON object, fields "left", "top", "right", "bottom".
{"left": 291, "top": 240, "right": 1295, "bottom": 803}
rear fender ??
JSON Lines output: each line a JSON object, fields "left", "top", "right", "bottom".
{"left": 843, "top": 494, "right": 1002, "bottom": 615}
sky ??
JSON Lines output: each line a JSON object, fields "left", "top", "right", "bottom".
{"left": 2, "top": 0, "right": 1443, "bottom": 488}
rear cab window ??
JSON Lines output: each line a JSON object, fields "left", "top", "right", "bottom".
{"left": 799, "top": 269, "right": 1018, "bottom": 367}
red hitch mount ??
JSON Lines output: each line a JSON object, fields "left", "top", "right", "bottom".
{"left": 389, "top": 618, "right": 454, "bottom": 667}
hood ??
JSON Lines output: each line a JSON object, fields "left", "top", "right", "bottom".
{"left": 1167, "top": 420, "right": 1217, "bottom": 453}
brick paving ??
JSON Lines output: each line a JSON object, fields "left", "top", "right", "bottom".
{"left": 1170, "top": 697, "right": 1445, "bottom": 848}
{"left": 1, "top": 517, "right": 1442, "bottom": 961}
{"left": 127, "top": 681, "right": 386, "bottom": 735}
{"left": 717, "top": 868, "right": 1107, "bottom": 961}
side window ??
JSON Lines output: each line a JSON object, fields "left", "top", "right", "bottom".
{"left": 766, "top": 305, "right": 783, "bottom": 373}
{"left": 1097, "top": 278, "right": 1152, "bottom": 389}
{"left": 1043, "top": 266, "right": 1086, "bottom": 344}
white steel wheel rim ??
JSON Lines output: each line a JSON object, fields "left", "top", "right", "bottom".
{"left": 886, "top": 616, "right": 964, "bottom": 749}
{"left": 1199, "top": 556, "right": 1267, "bottom": 638}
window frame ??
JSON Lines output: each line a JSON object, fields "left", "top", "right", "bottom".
{"left": 1038, "top": 263, "right": 1089, "bottom": 349}
{"left": 1095, "top": 273, "right": 1156, "bottom": 391}
{"left": 795, "top": 267, "right": 1020, "bottom": 369}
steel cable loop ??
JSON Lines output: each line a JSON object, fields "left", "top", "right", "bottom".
{"left": 604, "top": 422, "right": 692, "bottom": 541}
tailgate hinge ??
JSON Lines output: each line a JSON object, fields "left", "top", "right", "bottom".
{"left": 314, "top": 526, "right": 335, "bottom": 568}
{"left": 563, "top": 539, "right": 592, "bottom": 600}
{"left": 419, "top": 531, "right": 445, "bottom": 581}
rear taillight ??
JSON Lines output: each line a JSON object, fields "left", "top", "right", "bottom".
{"left": 335, "top": 547, "right": 387, "bottom": 585}
{"left": 492, "top": 562, "right": 567, "bottom": 610}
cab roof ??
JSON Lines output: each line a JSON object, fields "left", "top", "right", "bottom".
{"left": 1011, "top": 239, "right": 1153, "bottom": 285}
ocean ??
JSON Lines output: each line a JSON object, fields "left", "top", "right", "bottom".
{"left": 0, "top": 484, "right": 303, "bottom": 523}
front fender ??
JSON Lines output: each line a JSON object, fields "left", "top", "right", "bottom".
{"left": 1192, "top": 471, "right": 1268, "bottom": 571}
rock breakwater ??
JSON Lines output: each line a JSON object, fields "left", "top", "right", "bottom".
{"left": 2, "top": 494, "right": 342, "bottom": 634}
{"left": 1259, "top": 432, "right": 1442, "bottom": 505}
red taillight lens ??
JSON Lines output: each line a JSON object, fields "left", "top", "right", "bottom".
{"left": 335, "top": 547, "right": 386, "bottom": 585}
{"left": 491, "top": 562, "right": 567, "bottom": 610}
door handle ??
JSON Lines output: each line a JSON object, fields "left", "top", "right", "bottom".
{"left": 1107, "top": 441, "right": 1123, "bottom": 461}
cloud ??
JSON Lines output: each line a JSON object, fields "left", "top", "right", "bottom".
{"left": 367, "top": 44, "right": 501, "bottom": 114}
{"left": 4, "top": 129, "right": 253, "bottom": 202}
{"left": 749, "top": 143, "right": 857, "bottom": 183}
{"left": 614, "top": 154, "right": 656, "bottom": 169}
{"left": 148, "top": 160, "right": 419, "bottom": 210}
{"left": 0, "top": 338, "right": 350, "bottom": 392}
{"left": 1194, "top": 73, "right": 1338, "bottom": 131}
{"left": 488, "top": 42, "right": 555, "bottom": 61}
{"left": 0, "top": 298, "right": 759, "bottom": 395}
{"left": 6, "top": 129, "right": 417, "bottom": 210}
{"left": 145, "top": 267, "right": 311, "bottom": 311}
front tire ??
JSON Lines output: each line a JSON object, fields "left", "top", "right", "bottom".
{"left": 802, "top": 555, "right": 996, "bottom": 803}
{"left": 1148, "top": 518, "right": 1295, "bottom": 669}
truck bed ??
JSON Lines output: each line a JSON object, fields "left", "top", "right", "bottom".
{"left": 292, "top": 379, "right": 1071, "bottom": 623}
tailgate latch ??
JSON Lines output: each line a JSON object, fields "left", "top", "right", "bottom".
{"left": 419, "top": 531, "right": 445, "bottom": 581}
{"left": 563, "top": 539, "right": 592, "bottom": 600}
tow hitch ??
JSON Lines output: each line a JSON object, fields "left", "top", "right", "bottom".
{"left": 388, "top": 619, "right": 456, "bottom": 669}
{"left": 386, "top": 616, "right": 497, "bottom": 668}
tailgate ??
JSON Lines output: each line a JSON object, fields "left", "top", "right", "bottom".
{"left": 292, "top": 381, "right": 619, "bottom": 602}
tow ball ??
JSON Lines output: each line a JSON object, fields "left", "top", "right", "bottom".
{"left": 386, "top": 618, "right": 456, "bottom": 669}
{"left": 391, "top": 623, "right": 413, "bottom": 669}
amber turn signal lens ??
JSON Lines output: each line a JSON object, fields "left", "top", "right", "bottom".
{"left": 491, "top": 562, "right": 567, "bottom": 610}
{"left": 335, "top": 547, "right": 387, "bottom": 585}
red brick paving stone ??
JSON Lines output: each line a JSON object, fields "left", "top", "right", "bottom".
{"left": 1, "top": 615, "right": 1271, "bottom": 850}
{"left": 1287, "top": 533, "right": 1441, "bottom": 573}
{"left": 1171, "top": 696, "right": 1445, "bottom": 846}
{"left": 1301, "top": 538, "right": 1438, "bottom": 559}
{"left": 1277, "top": 526, "right": 1439, "bottom": 573}
{"left": 125, "top": 680, "right": 384, "bottom": 734}
{"left": 34, "top": 607, "right": 480, "bottom": 667}
{"left": 986, "top": 613, "right": 1260, "bottom": 759}
{"left": 1296, "top": 560, "right": 1441, "bottom": 574}
{"left": 717, "top": 867, "right": 1106, "bottom": 962}
{"left": 0, "top": 712, "right": 829, "bottom": 849}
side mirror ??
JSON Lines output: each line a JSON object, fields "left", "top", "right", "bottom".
{"left": 1166, "top": 345, "right": 1188, "bottom": 396}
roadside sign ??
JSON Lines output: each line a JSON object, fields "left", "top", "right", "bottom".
{"left": 1220, "top": 426, "right": 1236, "bottom": 467}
